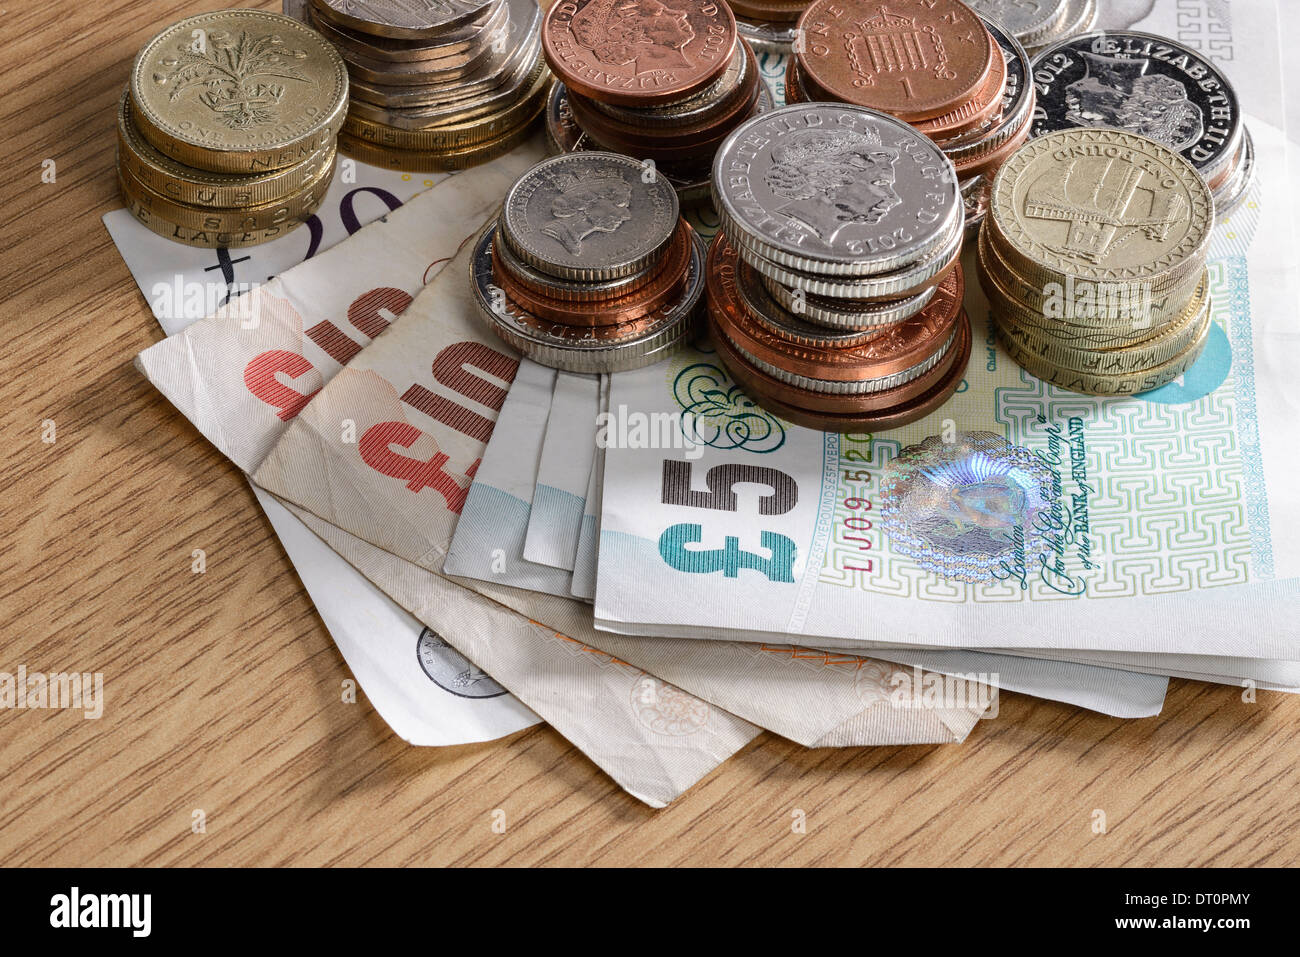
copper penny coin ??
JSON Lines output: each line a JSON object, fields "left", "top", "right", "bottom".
{"left": 708, "top": 232, "right": 963, "bottom": 383}
{"left": 493, "top": 220, "right": 692, "bottom": 326}
{"left": 565, "top": 40, "right": 759, "bottom": 147}
{"left": 542, "top": 0, "right": 737, "bottom": 107}
{"left": 567, "top": 68, "right": 759, "bottom": 156}
{"left": 912, "top": 36, "right": 1005, "bottom": 141}
{"left": 710, "top": 308, "right": 971, "bottom": 429}
{"left": 783, "top": 58, "right": 805, "bottom": 102}
{"left": 795, "top": 0, "right": 994, "bottom": 121}
{"left": 729, "top": 0, "right": 809, "bottom": 24}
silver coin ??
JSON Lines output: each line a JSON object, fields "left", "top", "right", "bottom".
{"left": 500, "top": 152, "right": 680, "bottom": 280}
{"left": 939, "top": 19, "right": 1034, "bottom": 157}
{"left": 966, "top": 0, "right": 1067, "bottom": 47}
{"left": 1212, "top": 127, "right": 1256, "bottom": 221}
{"left": 1030, "top": 31, "right": 1244, "bottom": 186}
{"left": 713, "top": 104, "right": 962, "bottom": 277}
{"left": 348, "top": 0, "right": 540, "bottom": 108}
{"left": 546, "top": 81, "right": 774, "bottom": 209}
{"left": 1026, "top": 0, "right": 1097, "bottom": 55}
{"left": 471, "top": 221, "right": 705, "bottom": 373}
{"left": 492, "top": 227, "right": 660, "bottom": 301}
{"left": 735, "top": 21, "right": 797, "bottom": 55}
{"left": 761, "top": 275, "right": 937, "bottom": 331}
{"left": 311, "top": 0, "right": 498, "bottom": 39}
{"left": 338, "top": 23, "right": 507, "bottom": 85}
{"left": 738, "top": 207, "right": 964, "bottom": 300}
{"left": 305, "top": 1, "right": 506, "bottom": 62}
{"left": 738, "top": 264, "right": 921, "bottom": 346}
{"left": 961, "top": 175, "right": 992, "bottom": 238}
{"left": 347, "top": 50, "right": 545, "bottom": 129}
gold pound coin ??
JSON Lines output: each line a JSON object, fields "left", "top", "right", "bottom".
{"left": 996, "top": 300, "right": 1213, "bottom": 396}
{"left": 118, "top": 150, "right": 334, "bottom": 235}
{"left": 989, "top": 129, "right": 1213, "bottom": 294}
{"left": 130, "top": 10, "right": 348, "bottom": 173}
{"left": 337, "top": 105, "right": 542, "bottom": 171}
{"left": 116, "top": 90, "right": 333, "bottom": 208}
{"left": 976, "top": 227, "right": 1204, "bottom": 340}
{"left": 342, "top": 63, "right": 549, "bottom": 150}
{"left": 992, "top": 270, "right": 1210, "bottom": 376}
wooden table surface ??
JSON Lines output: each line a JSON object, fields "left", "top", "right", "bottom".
{"left": 3, "top": 0, "right": 1298, "bottom": 868}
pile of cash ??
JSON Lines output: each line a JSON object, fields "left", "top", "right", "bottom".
{"left": 541, "top": 0, "right": 770, "bottom": 208}
{"left": 293, "top": 0, "right": 548, "bottom": 172}
{"left": 472, "top": 153, "right": 705, "bottom": 374}
{"left": 116, "top": 9, "right": 346, "bottom": 248}
{"left": 707, "top": 104, "right": 970, "bottom": 429}
{"left": 116, "top": 0, "right": 1296, "bottom": 810}
{"left": 978, "top": 129, "right": 1214, "bottom": 396}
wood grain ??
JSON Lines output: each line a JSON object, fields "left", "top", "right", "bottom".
{"left": 1, "top": 0, "right": 1297, "bottom": 868}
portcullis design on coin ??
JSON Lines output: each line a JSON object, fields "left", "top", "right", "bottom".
{"left": 795, "top": 0, "right": 994, "bottom": 120}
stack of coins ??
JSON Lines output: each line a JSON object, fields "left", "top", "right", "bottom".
{"left": 978, "top": 129, "right": 1215, "bottom": 396}
{"left": 119, "top": 9, "right": 346, "bottom": 248}
{"left": 788, "top": 2, "right": 1033, "bottom": 233}
{"left": 1030, "top": 31, "right": 1255, "bottom": 220}
{"left": 731, "top": 1, "right": 804, "bottom": 54}
{"left": 967, "top": 0, "right": 1096, "bottom": 55}
{"left": 540, "top": 0, "right": 771, "bottom": 208}
{"left": 472, "top": 153, "right": 706, "bottom": 373}
{"left": 297, "top": 0, "right": 546, "bottom": 171}
{"left": 707, "top": 105, "right": 971, "bottom": 431}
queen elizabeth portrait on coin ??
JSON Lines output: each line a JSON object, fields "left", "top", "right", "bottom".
{"left": 540, "top": 171, "right": 634, "bottom": 255}
{"left": 763, "top": 126, "right": 902, "bottom": 246}
{"left": 571, "top": 0, "right": 697, "bottom": 75}
{"left": 1065, "top": 51, "right": 1203, "bottom": 152}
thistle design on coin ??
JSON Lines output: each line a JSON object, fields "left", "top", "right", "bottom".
{"left": 152, "top": 29, "right": 310, "bottom": 129}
